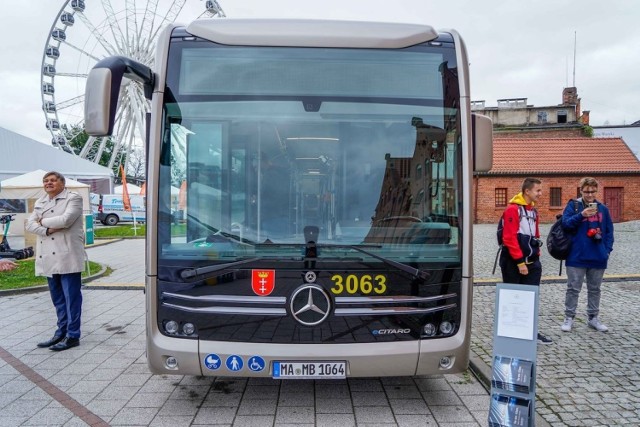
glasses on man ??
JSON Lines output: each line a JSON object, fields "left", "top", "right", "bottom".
{"left": 582, "top": 190, "right": 597, "bottom": 194}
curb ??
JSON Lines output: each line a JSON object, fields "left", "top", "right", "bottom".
{"left": 474, "top": 273, "right": 640, "bottom": 286}
{"left": 82, "top": 263, "right": 110, "bottom": 284}
{"left": 0, "top": 285, "right": 49, "bottom": 297}
{"left": 0, "top": 262, "right": 110, "bottom": 298}
{"left": 87, "top": 238, "right": 124, "bottom": 247}
{"left": 468, "top": 354, "right": 552, "bottom": 427}
{"left": 83, "top": 283, "right": 144, "bottom": 291}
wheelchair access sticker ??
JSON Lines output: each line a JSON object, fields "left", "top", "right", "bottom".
{"left": 247, "top": 356, "right": 266, "bottom": 372}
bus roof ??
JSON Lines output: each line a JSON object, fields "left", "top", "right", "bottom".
{"left": 185, "top": 19, "right": 439, "bottom": 49}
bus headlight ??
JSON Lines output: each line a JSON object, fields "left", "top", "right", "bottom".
{"left": 439, "top": 321, "right": 454, "bottom": 335}
{"left": 423, "top": 323, "right": 437, "bottom": 337}
{"left": 165, "top": 320, "right": 179, "bottom": 334}
{"left": 182, "top": 323, "right": 195, "bottom": 335}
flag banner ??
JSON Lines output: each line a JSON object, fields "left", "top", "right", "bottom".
{"left": 120, "top": 165, "right": 132, "bottom": 212}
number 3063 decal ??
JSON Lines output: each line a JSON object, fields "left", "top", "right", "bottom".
{"left": 330, "top": 274, "right": 387, "bottom": 295}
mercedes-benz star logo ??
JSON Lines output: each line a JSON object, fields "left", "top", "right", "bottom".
{"left": 304, "top": 271, "right": 316, "bottom": 283}
{"left": 289, "top": 284, "right": 331, "bottom": 326}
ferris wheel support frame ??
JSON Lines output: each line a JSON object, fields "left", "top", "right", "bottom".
{"left": 40, "top": 0, "right": 226, "bottom": 174}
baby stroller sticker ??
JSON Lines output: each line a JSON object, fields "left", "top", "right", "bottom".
{"left": 204, "top": 353, "right": 221, "bottom": 370}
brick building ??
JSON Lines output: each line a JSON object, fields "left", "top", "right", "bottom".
{"left": 472, "top": 87, "right": 589, "bottom": 128}
{"left": 474, "top": 137, "right": 640, "bottom": 224}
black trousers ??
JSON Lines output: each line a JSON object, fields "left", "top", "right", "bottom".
{"left": 499, "top": 253, "right": 542, "bottom": 285}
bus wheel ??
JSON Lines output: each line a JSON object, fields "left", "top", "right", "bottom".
{"left": 105, "top": 215, "right": 119, "bottom": 226}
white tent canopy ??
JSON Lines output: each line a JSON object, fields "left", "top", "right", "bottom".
{"left": 0, "top": 169, "right": 92, "bottom": 238}
{"left": 114, "top": 183, "right": 142, "bottom": 194}
{"left": 0, "top": 169, "right": 91, "bottom": 210}
{"left": 0, "top": 127, "right": 114, "bottom": 193}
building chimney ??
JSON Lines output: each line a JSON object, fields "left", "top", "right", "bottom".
{"left": 562, "top": 87, "right": 578, "bottom": 105}
{"left": 581, "top": 110, "right": 590, "bottom": 125}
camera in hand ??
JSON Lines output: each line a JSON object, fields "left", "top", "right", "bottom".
{"left": 587, "top": 228, "right": 602, "bottom": 241}
{"left": 531, "top": 238, "right": 543, "bottom": 248}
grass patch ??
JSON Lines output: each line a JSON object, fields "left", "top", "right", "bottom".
{"left": 0, "top": 260, "right": 103, "bottom": 291}
{"left": 94, "top": 224, "right": 146, "bottom": 238}
{"left": 455, "top": 370, "right": 474, "bottom": 384}
{"left": 94, "top": 223, "right": 186, "bottom": 238}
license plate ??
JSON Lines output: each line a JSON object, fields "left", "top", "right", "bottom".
{"left": 273, "top": 361, "right": 346, "bottom": 379}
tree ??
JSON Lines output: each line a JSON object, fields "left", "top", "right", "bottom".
{"left": 127, "top": 148, "right": 147, "bottom": 185}
{"left": 63, "top": 125, "right": 118, "bottom": 175}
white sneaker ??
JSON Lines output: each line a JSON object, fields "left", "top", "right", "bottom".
{"left": 561, "top": 317, "right": 573, "bottom": 332}
{"left": 588, "top": 317, "right": 608, "bottom": 332}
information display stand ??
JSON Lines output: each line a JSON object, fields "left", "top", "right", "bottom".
{"left": 488, "top": 283, "right": 539, "bottom": 427}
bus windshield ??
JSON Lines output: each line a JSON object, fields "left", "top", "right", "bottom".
{"left": 157, "top": 40, "right": 461, "bottom": 272}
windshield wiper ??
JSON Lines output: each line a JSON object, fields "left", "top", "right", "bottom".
{"left": 180, "top": 244, "right": 430, "bottom": 281}
{"left": 185, "top": 214, "right": 256, "bottom": 246}
{"left": 318, "top": 244, "right": 431, "bottom": 280}
{"left": 180, "top": 257, "right": 262, "bottom": 279}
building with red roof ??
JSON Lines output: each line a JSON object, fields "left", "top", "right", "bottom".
{"left": 474, "top": 137, "right": 640, "bottom": 223}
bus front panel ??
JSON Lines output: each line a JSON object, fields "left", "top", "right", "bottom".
{"left": 151, "top": 32, "right": 469, "bottom": 377}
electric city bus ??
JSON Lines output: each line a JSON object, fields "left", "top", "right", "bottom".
{"left": 84, "top": 18, "right": 493, "bottom": 378}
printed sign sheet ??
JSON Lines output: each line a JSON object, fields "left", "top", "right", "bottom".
{"left": 496, "top": 288, "right": 535, "bottom": 341}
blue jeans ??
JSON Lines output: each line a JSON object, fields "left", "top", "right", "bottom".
{"left": 564, "top": 266, "right": 605, "bottom": 318}
{"left": 47, "top": 273, "right": 83, "bottom": 339}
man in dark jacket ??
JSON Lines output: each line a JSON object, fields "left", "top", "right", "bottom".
{"left": 560, "top": 177, "right": 614, "bottom": 333}
{"left": 499, "top": 177, "right": 552, "bottom": 344}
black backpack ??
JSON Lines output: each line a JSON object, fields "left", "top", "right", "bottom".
{"left": 546, "top": 200, "right": 579, "bottom": 261}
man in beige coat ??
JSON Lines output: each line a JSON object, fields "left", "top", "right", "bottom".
{"left": 26, "top": 171, "right": 86, "bottom": 351}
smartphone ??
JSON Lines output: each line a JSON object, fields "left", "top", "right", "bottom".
{"left": 588, "top": 203, "right": 597, "bottom": 209}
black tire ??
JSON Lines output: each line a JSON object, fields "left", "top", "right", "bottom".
{"left": 105, "top": 214, "right": 119, "bottom": 226}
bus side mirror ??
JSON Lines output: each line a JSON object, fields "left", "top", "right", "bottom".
{"left": 472, "top": 113, "right": 493, "bottom": 172}
{"left": 84, "top": 68, "right": 115, "bottom": 136}
{"left": 84, "top": 56, "right": 154, "bottom": 136}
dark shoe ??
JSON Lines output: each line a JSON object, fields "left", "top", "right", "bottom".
{"left": 49, "top": 337, "right": 80, "bottom": 351}
{"left": 37, "top": 335, "right": 64, "bottom": 348}
{"left": 537, "top": 332, "right": 553, "bottom": 345}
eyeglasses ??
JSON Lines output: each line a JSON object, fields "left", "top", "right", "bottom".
{"left": 582, "top": 190, "right": 597, "bottom": 194}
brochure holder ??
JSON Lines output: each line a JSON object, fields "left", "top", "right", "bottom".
{"left": 488, "top": 283, "right": 539, "bottom": 427}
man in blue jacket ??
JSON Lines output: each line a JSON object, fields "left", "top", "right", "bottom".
{"left": 560, "top": 177, "right": 614, "bottom": 333}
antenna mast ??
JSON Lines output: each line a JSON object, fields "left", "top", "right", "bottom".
{"left": 572, "top": 31, "right": 577, "bottom": 86}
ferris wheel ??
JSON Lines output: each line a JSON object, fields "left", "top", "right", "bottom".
{"left": 41, "top": 0, "right": 226, "bottom": 172}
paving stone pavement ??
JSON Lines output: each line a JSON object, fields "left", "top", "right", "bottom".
{"left": 0, "top": 289, "right": 489, "bottom": 426}
{"left": 472, "top": 281, "right": 640, "bottom": 426}
{"left": 472, "top": 220, "right": 640, "bottom": 426}
{"left": 1, "top": 221, "right": 638, "bottom": 426}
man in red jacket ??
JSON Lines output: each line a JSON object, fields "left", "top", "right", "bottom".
{"left": 499, "top": 177, "right": 552, "bottom": 344}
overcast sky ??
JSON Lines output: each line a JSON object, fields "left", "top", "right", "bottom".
{"left": 1, "top": 0, "right": 638, "bottom": 145}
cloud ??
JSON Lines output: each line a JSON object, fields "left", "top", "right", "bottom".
{"left": 0, "top": 0, "right": 638, "bottom": 141}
